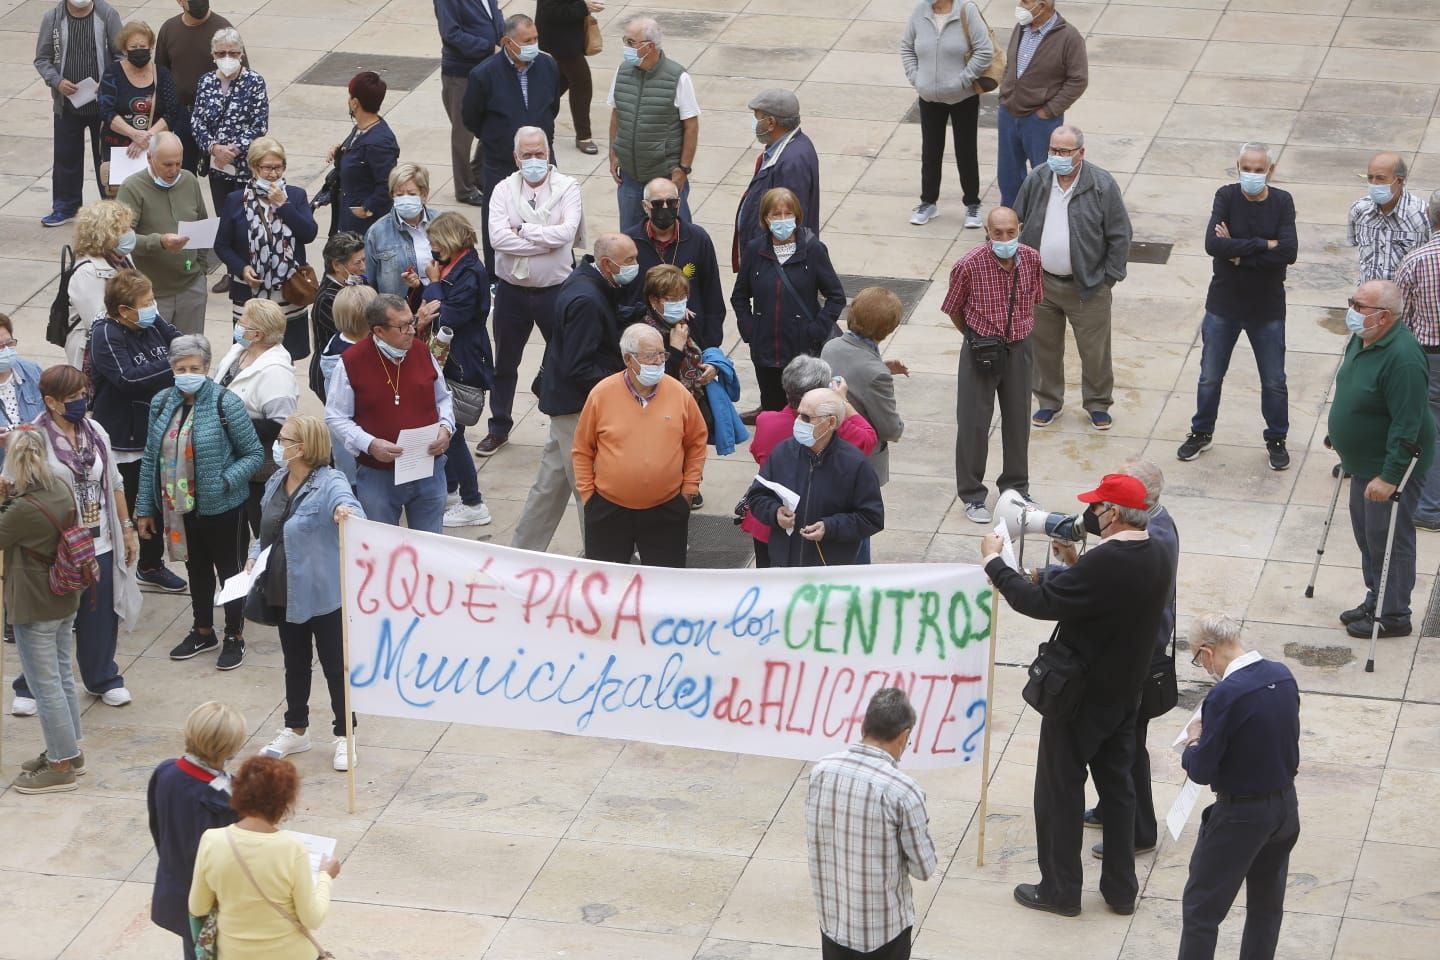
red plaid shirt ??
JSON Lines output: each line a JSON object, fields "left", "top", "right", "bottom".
{"left": 940, "top": 243, "right": 1044, "bottom": 342}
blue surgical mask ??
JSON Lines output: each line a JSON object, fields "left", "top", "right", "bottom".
{"left": 272, "top": 440, "right": 292, "bottom": 468}
{"left": 769, "top": 218, "right": 796, "bottom": 242}
{"left": 634, "top": 363, "right": 665, "bottom": 387}
{"left": 152, "top": 171, "right": 181, "bottom": 190}
{"left": 376, "top": 338, "right": 408, "bottom": 362}
{"left": 115, "top": 230, "right": 136, "bottom": 257}
{"left": 613, "top": 262, "right": 640, "bottom": 286}
{"left": 251, "top": 177, "right": 270, "bottom": 194}
{"left": 1369, "top": 183, "right": 1394, "bottom": 206}
{"left": 1238, "top": 171, "right": 1268, "bottom": 197}
{"left": 62, "top": 398, "right": 87, "bottom": 424}
{"left": 792, "top": 419, "right": 816, "bottom": 448}
{"left": 1047, "top": 154, "right": 1074, "bottom": 176}
{"left": 1345, "top": 307, "right": 1369, "bottom": 336}
{"left": 622, "top": 46, "right": 641, "bottom": 66}
{"left": 392, "top": 195, "right": 425, "bottom": 221}
{"left": 0, "top": 348, "right": 15, "bottom": 373}
{"left": 137, "top": 305, "right": 159, "bottom": 328}
{"left": 174, "top": 373, "right": 207, "bottom": 395}
{"left": 233, "top": 325, "right": 247, "bottom": 344}
{"left": 661, "top": 299, "right": 687, "bottom": 323}
{"left": 519, "top": 158, "right": 549, "bottom": 183}
{"left": 991, "top": 238, "right": 1019, "bottom": 259}
{"left": 516, "top": 43, "right": 540, "bottom": 62}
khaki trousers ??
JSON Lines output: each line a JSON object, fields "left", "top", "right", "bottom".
{"left": 511, "top": 413, "right": 585, "bottom": 553}
{"left": 1030, "top": 274, "right": 1114, "bottom": 413}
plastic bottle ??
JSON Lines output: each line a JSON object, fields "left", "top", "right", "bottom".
{"left": 431, "top": 326, "right": 454, "bottom": 367}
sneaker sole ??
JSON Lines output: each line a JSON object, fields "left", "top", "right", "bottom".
{"left": 1090, "top": 420, "right": 1113, "bottom": 431}
{"left": 261, "top": 743, "right": 313, "bottom": 759}
{"left": 170, "top": 643, "right": 219, "bottom": 661}
{"left": 475, "top": 443, "right": 506, "bottom": 457}
{"left": 1177, "top": 442, "right": 1212, "bottom": 462}
{"left": 965, "top": 514, "right": 992, "bottom": 525}
{"left": 138, "top": 577, "right": 189, "bottom": 594}
{"left": 14, "top": 780, "right": 79, "bottom": 793}
{"left": 1031, "top": 413, "right": 1059, "bottom": 428}
{"left": 216, "top": 655, "right": 245, "bottom": 671}
{"left": 21, "top": 764, "right": 86, "bottom": 776}
{"left": 443, "top": 516, "right": 493, "bottom": 527}
{"left": 11, "top": 707, "right": 37, "bottom": 717}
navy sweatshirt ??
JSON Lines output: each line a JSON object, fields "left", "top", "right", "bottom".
{"left": 436, "top": 0, "right": 505, "bottom": 78}
{"left": 1203, "top": 182, "right": 1298, "bottom": 324}
{"left": 1182, "top": 658, "right": 1300, "bottom": 795}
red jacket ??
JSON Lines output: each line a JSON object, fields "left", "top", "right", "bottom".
{"left": 741, "top": 405, "right": 877, "bottom": 543}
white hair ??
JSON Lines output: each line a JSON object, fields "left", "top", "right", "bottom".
{"left": 619, "top": 323, "right": 661, "bottom": 357}
{"left": 1238, "top": 141, "right": 1276, "bottom": 166}
{"left": 629, "top": 17, "right": 663, "bottom": 45}
{"left": 1122, "top": 458, "right": 1164, "bottom": 509}
{"left": 1193, "top": 612, "right": 1243, "bottom": 650}
{"left": 643, "top": 177, "right": 679, "bottom": 201}
{"left": 1054, "top": 124, "right": 1084, "bottom": 149}
{"left": 513, "top": 126, "right": 548, "bottom": 154}
{"left": 209, "top": 27, "right": 243, "bottom": 54}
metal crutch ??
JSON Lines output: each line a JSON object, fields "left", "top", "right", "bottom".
{"left": 1366, "top": 440, "right": 1423, "bottom": 674}
{"left": 1306, "top": 463, "right": 1348, "bottom": 599}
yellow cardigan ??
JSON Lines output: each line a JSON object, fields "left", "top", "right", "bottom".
{"left": 188, "top": 825, "right": 334, "bottom": 960}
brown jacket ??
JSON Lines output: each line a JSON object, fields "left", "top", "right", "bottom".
{"left": 0, "top": 483, "right": 84, "bottom": 624}
{"left": 998, "top": 14, "right": 1089, "bottom": 118}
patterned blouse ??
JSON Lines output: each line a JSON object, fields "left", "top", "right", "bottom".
{"left": 191, "top": 68, "right": 269, "bottom": 183}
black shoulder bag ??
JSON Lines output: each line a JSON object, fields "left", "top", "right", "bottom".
{"left": 1139, "top": 583, "right": 1180, "bottom": 720}
{"left": 1021, "top": 623, "right": 1090, "bottom": 719}
{"left": 243, "top": 479, "right": 312, "bottom": 627}
{"left": 966, "top": 263, "right": 1018, "bottom": 375}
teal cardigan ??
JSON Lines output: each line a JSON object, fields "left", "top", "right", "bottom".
{"left": 136, "top": 381, "right": 263, "bottom": 519}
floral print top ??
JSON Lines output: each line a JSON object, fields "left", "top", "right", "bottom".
{"left": 191, "top": 68, "right": 269, "bottom": 183}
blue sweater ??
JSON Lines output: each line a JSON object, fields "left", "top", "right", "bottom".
{"left": 136, "top": 381, "right": 263, "bottom": 518}
{"left": 701, "top": 347, "right": 748, "bottom": 456}
{"left": 436, "top": 0, "right": 505, "bottom": 78}
{"left": 88, "top": 314, "right": 181, "bottom": 453}
{"left": 1183, "top": 658, "right": 1300, "bottom": 795}
{"left": 461, "top": 51, "right": 561, "bottom": 173}
{"left": 147, "top": 758, "right": 238, "bottom": 936}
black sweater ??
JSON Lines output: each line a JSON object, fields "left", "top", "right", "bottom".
{"left": 1203, "top": 182, "right": 1298, "bottom": 324}
{"left": 986, "top": 538, "right": 1172, "bottom": 705}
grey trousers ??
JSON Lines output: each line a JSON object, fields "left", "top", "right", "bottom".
{"left": 511, "top": 413, "right": 585, "bottom": 553}
{"left": 154, "top": 273, "right": 208, "bottom": 336}
{"left": 1349, "top": 473, "right": 1421, "bottom": 621}
{"left": 955, "top": 336, "right": 1031, "bottom": 504}
{"left": 440, "top": 74, "right": 484, "bottom": 200}
{"left": 1031, "top": 274, "right": 1114, "bottom": 413}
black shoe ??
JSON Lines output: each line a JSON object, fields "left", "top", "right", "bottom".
{"left": 1176, "top": 432, "right": 1213, "bottom": 461}
{"left": 216, "top": 635, "right": 245, "bottom": 671}
{"left": 138, "top": 565, "right": 188, "bottom": 593}
{"left": 1339, "top": 603, "right": 1373, "bottom": 626}
{"left": 458, "top": 190, "right": 485, "bottom": 207}
{"left": 1346, "top": 616, "right": 1411, "bottom": 639}
{"left": 169, "top": 630, "right": 219, "bottom": 660}
{"left": 1092, "top": 841, "right": 1156, "bottom": 859}
{"left": 1083, "top": 807, "right": 1102, "bottom": 829}
{"left": 1266, "top": 438, "right": 1290, "bottom": 471}
{"left": 1108, "top": 900, "right": 1136, "bottom": 916}
{"left": 1013, "top": 883, "right": 1080, "bottom": 917}
{"left": 690, "top": 491, "right": 704, "bottom": 511}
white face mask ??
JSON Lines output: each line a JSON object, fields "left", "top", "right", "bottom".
{"left": 1015, "top": 5, "right": 1034, "bottom": 25}
{"left": 215, "top": 56, "right": 241, "bottom": 77}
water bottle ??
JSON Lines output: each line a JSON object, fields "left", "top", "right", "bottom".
{"left": 431, "top": 326, "right": 454, "bottom": 367}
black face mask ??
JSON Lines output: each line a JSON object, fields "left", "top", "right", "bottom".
{"left": 126, "top": 48, "right": 152, "bottom": 67}
{"left": 1083, "top": 506, "right": 1105, "bottom": 537}
{"left": 187, "top": 0, "right": 210, "bottom": 19}
{"left": 648, "top": 205, "right": 678, "bottom": 230}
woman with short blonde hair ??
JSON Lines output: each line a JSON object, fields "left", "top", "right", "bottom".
{"left": 239, "top": 298, "right": 287, "bottom": 346}
{"left": 246, "top": 136, "right": 286, "bottom": 170}
{"left": 64, "top": 201, "right": 137, "bottom": 368}
{"left": 364, "top": 161, "right": 434, "bottom": 296}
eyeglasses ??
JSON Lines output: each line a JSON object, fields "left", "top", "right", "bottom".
{"left": 796, "top": 412, "right": 833, "bottom": 424}
{"left": 387, "top": 320, "right": 418, "bottom": 332}
{"left": 214, "top": 50, "right": 243, "bottom": 58}
{"left": 622, "top": 37, "right": 652, "bottom": 48}
{"left": 254, "top": 162, "right": 285, "bottom": 175}
{"left": 1190, "top": 646, "right": 1209, "bottom": 668}
{"left": 277, "top": 436, "right": 298, "bottom": 445}
{"left": 0, "top": 338, "right": 18, "bottom": 349}
{"left": 1347, "top": 298, "right": 1384, "bottom": 313}
{"left": 1048, "top": 146, "right": 1082, "bottom": 157}
{"left": 634, "top": 352, "right": 666, "bottom": 364}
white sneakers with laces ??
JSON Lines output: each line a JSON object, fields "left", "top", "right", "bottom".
{"left": 444, "top": 501, "right": 493, "bottom": 527}
{"left": 334, "top": 737, "right": 355, "bottom": 771}
{"left": 261, "top": 728, "right": 312, "bottom": 759}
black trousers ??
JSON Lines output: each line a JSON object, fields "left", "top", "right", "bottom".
{"left": 182, "top": 507, "right": 244, "bottom": 635}
{"left": 279, "top": 609, "right": 354, "bottom": 737}
{"left": 919, "top": 96, "right": 981, "bottom": 207}
{"left": 755, "top": 365, "right": 786, "bottom": 412}
{"left": 489, "top": 280, "right": 561, "bottom": 438}
{"left": 821, "top": 927, "right": 911, "bottom": 960}
{"left": 1092, "top": 711, "right": 1158, "bottom": 848}
{"left": 584, "top": 492, "right": 689, "bottom": 567}
{"left": 117, "top": 459, "right": 166, "bottom": 571}
{"left": 1180, "top": 789, "right": 1299, "bottom": 960}
{"left": 1035, "top": 700, "right": 1139, "bottom": 909}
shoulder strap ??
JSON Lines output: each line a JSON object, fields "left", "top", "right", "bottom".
{"left": 1002, "top": 262, "right": 1019, "bottom": 341}
{"left": 21, "top": 494, "right": 75, "bottom": 533}
{"left": 223, "top": 828, "right": 331, "bottom": 957}
{"left": 774, "top": 247, "right": 820, "bottom": 328}
{"left": 214, "top": 385, "right": 230, "bottom": 431}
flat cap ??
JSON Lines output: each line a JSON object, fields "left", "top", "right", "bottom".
{"left": 747, "top": 88, "right": 800, "bottom": 121}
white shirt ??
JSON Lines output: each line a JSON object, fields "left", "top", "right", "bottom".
{"left": 1039, "top": 176, "right": 1076, "bottom": 277}
{"left": 400, "top": 216, "right": 433, "bottom": 278}
{"left": 323, "top": 347, "right": 455, "bottom": 458}
{"left": 607, "top": 68, "right": 701, "bottom": 120}
{"left": 1222, "top": 649, "right": 1263, "bottom": 680}
{"left": 487, "top": 169, "right": 585, "bottom": 288}
{"left": 81, "top": 453, "right": 112, "bottom": 556}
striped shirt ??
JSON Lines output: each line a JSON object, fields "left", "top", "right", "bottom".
{"left": 1347, "top": 190, "right": 1432, "bottom": 283}
{"left": 515, "top": 61, "right": 530, "bottom": 109}
{"left": 1016, "top": 13, "right": 1061, "bottom": 79}
{"left": 806, "top": 743, "right": 937, "bottom": 953}
{"left": 1396, "top": 236, "right": 1440, "bottom": 347}
{"left": 62, "top": 10, "right": 100, "bottom": 116}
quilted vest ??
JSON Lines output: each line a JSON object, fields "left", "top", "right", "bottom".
{"left": 612, "top": 54, "right": 686, "bottom": 183}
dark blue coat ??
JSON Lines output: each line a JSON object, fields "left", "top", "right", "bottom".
{"left": 214, "top": 186, "right": 319, "bottom": 306}
{"left": 731, "top": 227, "right": 846, "bottom": 369}
{"left": 1182, "top": 659, "right": 1300, "bottom": 795}
{"left": 88, "top": 314, "right": 181, "bottom": 453}
{"left": 747, "top": 435, "right": 884, "bottom": 567}
{"left": 436, "top": 0, "right": 505, "bottom": 78}
{"left": 421, "top": 248, "right": 494, "bottom": 390}
{"left": 147, "top": 759, "right": 238, "bottom": 937}
{"left": 338, "top": 119, "right": 400, "bottom": 235}
{"left": 462, "top": 52, "right": 561, "bottom": 174}
{"left": 732, "top": 130, "right": 822, "bottom": 270}
{"left": 625, "top": 219, "right": 727, "bottom": 350}
{"left": 537, "top": 257, "right": 631, "bottom": 416}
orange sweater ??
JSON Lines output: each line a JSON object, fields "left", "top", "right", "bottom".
{"left": 573, "top": 372, "right": 708, "bottom": 509}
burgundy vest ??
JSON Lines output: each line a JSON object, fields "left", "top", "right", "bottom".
{"left": 341, "top": 334, "right": 440, "bottom": 470}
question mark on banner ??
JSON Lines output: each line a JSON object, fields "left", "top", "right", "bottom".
{"left": 961, "top": 698, "right": 986, "bottom": 760}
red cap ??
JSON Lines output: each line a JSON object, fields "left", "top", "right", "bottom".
{"left": 1076, "top": 473, "right": 1148, "bottom": 510}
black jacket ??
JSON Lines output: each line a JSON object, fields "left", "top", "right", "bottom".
{"left": 731, "top": 227, "right": 845, "bottom": 369}
{"left": 747, "top": 436, "right": 884, "bottom": 567}
{"left": 626, "top": 219, "right": 727, "bottom": 350}
{"left": 88, "top": 314, "right": 181, "bottom": 453}
{"left": 537, "top": 257, "right": 633, "bottom": 416}
{"left": 536, "top": 0, "right": 590, "bottom": 59}
{"left": 462, "top": 51, "right": 561, "bottom": 174}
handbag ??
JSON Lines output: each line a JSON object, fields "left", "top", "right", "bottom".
{"left": 584, "top": 14, "right": 603, "bottom": 56}
{"left": 966, "top": 260, "right": 1018, "bottom": 374}
{"left": 189, "top": 910, "right": 219, "bottom": 960}
{"left": 966, "top": 1, "right": 1006, "bottom": 94}
{"left": 446, "top": 378, "right": 486, "bottom": 428}
{"left": 244, "top": 480, "right": 311, "bottom": 627}
{"left": 282, "top": 264, "right": 319, "bottom": 309}
{"left": 1139, "top": 588, "right": 1179, "bottom": 720}
{"left": 1021, "top": 624, "right": 1089, "bottom": 719}
{"left": 225, "top": 828, "right": 335, "bottom": 959}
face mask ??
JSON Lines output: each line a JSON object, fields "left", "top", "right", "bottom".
{"left": 634, "top": 362, "right": 665, "bottom": 387}
{"left": 215, "top": 57, "right": 241, "bottom": 77}
{"left": 622, "top": 46, "right": 641, "bottom": 67}
{"left": 174, "top": 373, "right": 207, "bottom": 395}
{"left": 233, "top": 325, "right": 248, "bottom": 344}
{"left": 519, "top": 158, "right": 549, "bottom": 183}
{"left": 648, "top": 204, "right": 678, "bottom": 230}
{"left": 0, "top": 348, "right": 15, "bottom": 373}
{"left": 1238, "top": 171, "right": 1267, "bottom": 197}
{"left": 769, "top": 218, "right": 797, "bottom": 242}
{"left": 62, "top": 398, "right": 87, "bottom": 424}
{"left": 187, "top": 0, "right": 210, "bottom": 17}
{"left": 393, "top": 195, "right": 424, "bottom": 221}
{"left": 661, "top": 299, "right": 687, "bottom": 323}
{"left": 376, "top": 338, "right": 408, "bottom": 362}
{"left": 136, "top": 304, "right": 159, "bottom": 327}
{"left": 613, "top": 261, "right": 640, "bottom": 286}
{"left": 1047, "top": 154, "right": 1074, "bottom": 176}
{"left": 1346, "top": 306, "right": 1370, "bottom": 336}
{"left": 152, "top": 170, "right": 180, "bottom": 190}
{"left": 1015, "top": 5, "right": 1034, "bottom": 25}
{"left": 516, "top": 43, "right": 540, "bottom": 62}
{"left": 126, "top": 48, "right": 151, "bottom": 67}
{"left": 991, "top": 238, "right": 1019, "bottom": 259}
{"left": 1083, "top": 506, "right": 1106, "bottom": 537}
{"left": 345, "top": 274, "right": 366, "bottom": 286}
{"left": 792, "top": 419, "right": 818, "bottom": 448}
{"left": 1369, "top": 183, "right": 1394, "bottom": 206}
{"left": 272, "top": 440, "right": 292, "bottom": 469}
{"left": 115, "top": 230, "right": 136, "bottom": 257}
{"left": 751, "top": 115, "right": 770, "bottom": 142}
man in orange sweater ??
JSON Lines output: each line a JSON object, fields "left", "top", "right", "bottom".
{"left": 573, "top": 323, "right": 708, "bottom": 567}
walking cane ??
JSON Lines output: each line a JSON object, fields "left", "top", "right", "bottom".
{"left": 1367, "top": 440, "right": 1423, "bottom": 674}
{"left": 1306, "top": 462, "right": 1348, "bottom": 599}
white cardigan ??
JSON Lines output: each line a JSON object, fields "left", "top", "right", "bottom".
{"left": 65, "top": 257, "right": 119, "bottom": 369}
{"left": 213, "top": 343, "right": 299, "bottom": 423}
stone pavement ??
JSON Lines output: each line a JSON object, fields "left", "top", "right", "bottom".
{"left": 0, "top": 0, "right": 1439, "bottom": 957}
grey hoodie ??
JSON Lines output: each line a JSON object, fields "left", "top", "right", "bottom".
{"left": 900, "top": 0, "right": 993, "bottom": 105}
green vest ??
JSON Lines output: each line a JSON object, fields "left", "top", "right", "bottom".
{"left": 612, "top": 54, "right": 686, "bottom": 183}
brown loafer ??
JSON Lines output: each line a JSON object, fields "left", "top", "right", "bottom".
{"left": 576, "top": 139, "right": 598, "bottom": 155}
{"left": 740, "top": 408, "right": 761, "bottom": 426}
{"left": 211, "top": 276, "right": 230, "bottom": 294}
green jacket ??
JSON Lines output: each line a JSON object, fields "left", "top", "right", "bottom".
{"left": 0, "top": 483, "right": 83, "bottom": 624}
{"left": 136, "top": 381, "right": 263, "bottom": 519}
{"left": 612, "top": 54, "right": 685, "bottom": 183}
{"left": 115, "top": 169, "right": 209, "bottom": 297}
{"left": 1329, "top": 321, "right": 1435, "bottom": 485}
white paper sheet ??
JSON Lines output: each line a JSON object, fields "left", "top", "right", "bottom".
{"left": 214, "top": 546, "right": 271, "bottom": 605}
{"left": 1172, "top": 705, "right": 1204, "bottom": 754}
{"left": 395, "top": 423, "right": 441, "bottom": 485}
{"left": 65, "top": 77, "right": 98, "bottom": 108}
{"left": 287, "top": 830, "right": 337, "bottom": 874}
{"left": 992, "top": 520, "right": 1019, "bottom": 571}
{"left": 107, "top": 147, "right": 149, "bottom": 185}
{"left": 1166, "top": 778, "right": 1204, "bottom": 841}
{"left": 178, "top": 217, "right": 221, "bottom": 249}
{"left": 752, "top": 475, "right": 800, "bottom": 536}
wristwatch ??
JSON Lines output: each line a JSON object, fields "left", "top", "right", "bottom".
{"left": 676, "top": 164, "right": 692, "bottom": 175}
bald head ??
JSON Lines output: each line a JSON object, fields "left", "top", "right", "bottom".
{"left": 149, "top": 131, "right": 183, "bottom": 183}
{"left": 986, "top": 206, "right": 1020, "bottom": 243}
{"left": 643, "top": 177, "right": 678, "bottom": 202}
{"left": 594, "top": 233, "right": 639, "bottom": 285}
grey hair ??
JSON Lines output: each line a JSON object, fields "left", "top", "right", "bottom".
{"left": 169, "top": 334, "right": 212, "bottom": 370}
{"left": 773, "top": 114, "right": 800, "bottom": 132}
{"left": 1192, "top": 612, "right": 1243, "bottom": 650}
{"left": 593, "top": 233, "right": 631, "bottom": 263}
{"left": 781, "top": 354, "right": 831, "bottom": 408}
{"left": 861, "top": 688, "right": 916, "bottom": 741}
{"left": 1371, "top": 279, "right": 1404, "bottom": 318}
{"left": 619, "top": 322, "right": 661, "bottom": 357}
{"left": 513, "top": 126, "right": 548, "bottom": 154}
{"left": 1237, "top": 141, "right": 1275, "bottom": 165}
{"left": 503, "top": 13, "right": 534, "bottom": 37}
{"left": 365, "top": 293, "right": 410, "bottom": 329}
{"left": 1102, "top": 502, "right": 1150, "bottom": 530}
{"left": 1393, "top": 155, "right": 1410, "bottom": 179}
{"left": 1055, "top": 124, "right": 1084, "bottom": 149}
{"left": 629, "top": 17, "right": 663, "bottom": 45}
{"left": 209, "top": 27, "right": 243, "bottom": 54}
{"left": 1122, "top": 458, "right": 1164, "bottom": 509}
{"left": 1427, "top": 189, "right": 1440, "bottom": 228}
{"left": 149, "top": 130, "right": 182, "bottom": 157}
{"left": 643, "top": 177, "right": 679, "bottom": 202}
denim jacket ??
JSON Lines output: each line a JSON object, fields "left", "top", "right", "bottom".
{"left": 364, "top": 207, "right": 432, "bottom": 297}
{"left": 250, "top": 466, "right": 363, "bottom": 623}
{"left": 0, "top": 358, "right": 47, "bottom": 469}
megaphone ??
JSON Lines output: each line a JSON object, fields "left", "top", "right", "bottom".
{"left": 994, "top": 489, "right": 1086, "bottom": 544}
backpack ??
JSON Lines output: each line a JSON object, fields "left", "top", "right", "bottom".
{"left": 22, "top": 495, "right": 100, "bottom": 595}
{"left": 46, "top": 245, "right": 84, "bottom": 349}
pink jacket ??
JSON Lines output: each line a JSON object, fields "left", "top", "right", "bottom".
{"left": 741, "top": 406, "right": 878, "bottom": 543}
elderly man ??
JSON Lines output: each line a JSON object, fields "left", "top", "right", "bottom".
{"left": 626, "top": 177, "right": 725, "bottom": 349}
{"left": 1178, "top": 613, "right": 1300, "bottom": 960}
{"left": 981, "top": 472, "right": 1173, "bottom": 917}
{"left": 573, "top": 324, "right": 707, "bottom": 567}
{"left": 512, "top": 234, "right": 641, "bottom": 553}
{"left": 996, "top": 0, "right": 1089, "bottom": 208}
{"left": 1016, "top": 124, "right": 1131, "bottom": 431}
{"left": 806, "top": 687, "right": 937, "bottom": 960}
{"left": 746, "top": 387, "right": 884, "bottom": 567}
{"left": 608, "top": 18, "right": 700, "bottom": 232}
{"left": 732, "top": 89, "right": 821, "bottom": 270}
{"left": 941, "top": 206, "right": 1044, "bottom": 523}
{"left": 1396, "top": 189, "right": 1440, "bottom": 530}
{"left": 325, "top": 294, "right": 455, "bottom": 534}
{"left": 1330, "top": 280, "right": 1436, "bottom": 639}
{"left": 116, "top": 132, "right": 211, "bottom": 335}
{"left": 155, "top": 0, "right": 246, "bottom": 175}
{"left": 35, "top": 0, "right": 122, "bottom": 227}
{"left": 1179, "top": 142, "right": 1298, "bottom": 471}
{"left": 1348, "top": 151, "right": 1431, "bottom": 283}
{"left": 436, "top": 0, "right": 504, "bottom": 205}
{"left": 463, "top": 13, "right": 560, "bottom": 268}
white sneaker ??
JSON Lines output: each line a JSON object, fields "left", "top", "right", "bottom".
{"left": 444, "top": 501, "right": 493, "bottom": 527}
{"left": 445, "top": 490, "right": 461, "bottom": 508}
{"left": 964, "top": 204, "right": 983, "bottom": 229}
{"left": 101, "top": 687, "right": 132, "bottom": 707}
{"left": 334, "top": 737, "right": 355, "bottom": 771}
{"left": 10, "top": 696, "right": 36, "bottom": 717}
{"left": 964, "top": 501, "right": 993, "bottom": 524}
{"left": 910, "top": 203, "right": 939, "bottom": 226}
{"left": 260, "top": 728, "right": 312, "bottom": 759}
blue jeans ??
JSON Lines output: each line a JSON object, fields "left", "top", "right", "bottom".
{"left": 444, "top": 427, "right": 483, "bottom": 507}
{"left": 617, "top": 169, "right": 691, "bottom": 233}
{"left": 13, "top": 615, "right": 82, "bottom": 762}
{"left": 997, "top": 106, "right": 1062, "bottom": 207}
{"left": 1190, "top": 311, "right": 1288, "bottom": 441}
{"left": 1415, "top": 351, "right": 1440, "bottom": 524}
{"left": 14, "top": 552, "right": 122, "bottom": 698}
{"left": 356, "top": 457, "right": 448, "bottom": 534}
{"left": 52, "top": 110, "right": 105, "bottom": 217}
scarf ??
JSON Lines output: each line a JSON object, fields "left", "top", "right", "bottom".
{"left": 508, "top": 172, "right": 567, "bottom": 281}
{"left": 242, "top": 182, "right": 296, "bottom": 291}
{"left": 159, "top": 404, "right": 197, "bottom": 561}
{"left": 40, "top": 412, "right": 107, "bottom": 527}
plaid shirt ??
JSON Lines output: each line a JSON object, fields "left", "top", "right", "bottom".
{"left": 1396, "top": 235, "right": 1440, "bottom": 347}
{"left": 806, "top": 744, "right": 937, "bottom": 952}
{"left": 1347, "top": 190, "right": 1432, "bottom": 283}
{"left": 941, "top": 243, "right": 1045, "bottom": 341}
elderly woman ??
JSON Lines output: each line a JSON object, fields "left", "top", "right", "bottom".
{"left": 364, "top": 162, "right": 433, "bottom": 298}
{"left": 741, "top": 355, "right": 878, "bottom": 568}
{"left": 191, "top": 27, "right": 269, "bottom": 219}
{"left": 328, "top": 71, "right": 399, "bottom": 236}
{"left": 731, "top": 187, "right": 846, "bottom": 413}
{"left": 309, "top": 231, "right": 367, "bottom": 401}
{"left": 99, "top": 22, "right": 181, "bottom": 167}
{"left": 88, "top": 269, "right": 185, "bottom": 593}
{"left": 136, "top": 335, "right": 262, "bottom": 672}
{"left": 251, "top": 416, "right": 363, "bottom": 771}
{"left": 189, "top": 756, "right": 341, "bottom": 960}
{"left": 147, "top": 701, "right": 245, "bottom": 960}
{"left": 0, "top": 428, "right": 85, "bottom": 793}
{"left": 214, "top": 299, "right": 299, "bottom": 553}
{"left": 641, "top": 265, "right": 718, "bottom": 506}
{"left": 214, "top": 137, "right": 318, "bottom": 362}
{"left": 319, "top": 285, "right": 376, "bottom": 487}
{"left": 62, "top": 200, "right": 136, "bottom": 368}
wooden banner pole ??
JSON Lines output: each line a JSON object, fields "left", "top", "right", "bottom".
{"left": 339, "top": 519, "right": 356, "bottom": 815}
{"left": 976, "top": 589, "right": 999, "bottom": 867}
